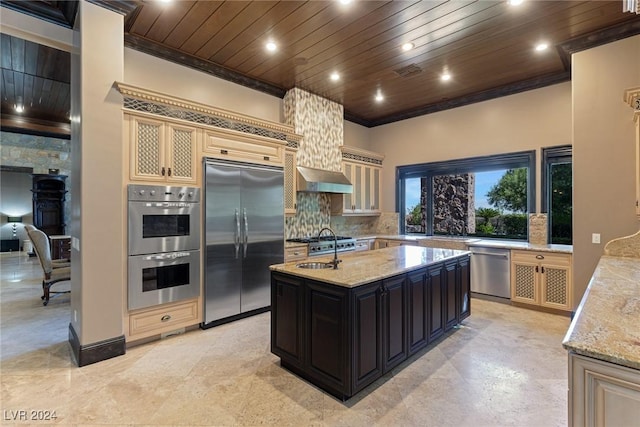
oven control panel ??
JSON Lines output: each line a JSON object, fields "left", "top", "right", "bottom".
{"left": 128, "top": 184, "right": 200, "bottom": 202}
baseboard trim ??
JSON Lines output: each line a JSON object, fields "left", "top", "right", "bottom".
{"left": 68, "top": 323, "right": 126, "bottom": 367}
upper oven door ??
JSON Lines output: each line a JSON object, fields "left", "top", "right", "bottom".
{"left": 128, "top": 201, "right": 201, "bottom": 255}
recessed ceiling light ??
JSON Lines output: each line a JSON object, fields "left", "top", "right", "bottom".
{"left": 14, "top": 104, "right": 24, "bottom": 113}
{"left": 157, "top": 0, "right": 172, "bottom": 3}
{"left": 374, "top": 91, "right": 384, "bottom": 102}
{"left": 402, "top": 42, "right": 414, "bottom": 52}
{"left": 508, "top": 0, "right": 524, "bottom": 6}
{"left": 330, "top": 72, "right": 340, "bottom": 81}
{"left": 338, "top": 0, "right": 352, "bottom": 5}
{"left": 535, "top": 42, "right": 549, "bottom": 52}
{"left": 266, "top": 41, "right": 277, "bottom": 52}
{"left": 441, "top": 72, "right": 452, "bottom": 82}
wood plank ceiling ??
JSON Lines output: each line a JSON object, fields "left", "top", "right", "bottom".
{"left": 123, "top": 0, "right": 640, "bottom": 126}
{"left": 2, "top": 0, "right": 640, "bottom": 132}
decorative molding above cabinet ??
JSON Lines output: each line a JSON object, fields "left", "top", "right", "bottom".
{"left": 331, "top": 146, "right": 384, "bottom": 216}
{"left": 623, "top": 86, "right": 640, "bottom": 220}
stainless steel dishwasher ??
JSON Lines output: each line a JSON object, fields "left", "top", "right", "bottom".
{"left": 470, "top": 246, "right": 511, "bottom": 299}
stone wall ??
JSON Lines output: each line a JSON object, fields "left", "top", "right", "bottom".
{"left": 431, "top": 173, "right": 475, "bottom": 235}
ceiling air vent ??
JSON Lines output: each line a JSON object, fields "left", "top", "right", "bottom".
{"left": 393, "top": 63, "right": 423, "bottom": 78}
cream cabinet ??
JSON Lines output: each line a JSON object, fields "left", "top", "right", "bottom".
{"left": 354, "top": 238, "right": 374, "bottom": 252}
{"left": 624, "top": 87, "right": 640, "bottom": 220}
{"left": 128, "top": 114, "right": 198, "bottom": 184}
{"left": 569, "top": 353, "right": 640, "bottom": 426}
{"left": 331, "top": 147, "right": 384, "bottom": 216}
{"left": 285, "top": 244, "right": 308, "bottom": 262}
{"left": 127, "top": 298, "right": 200, "bottom": 341}
{"left": 284, "top": 148, "right": 297, "bottom": 215}
{"left": 202, "top": 128, "right": 284, "bottom": 167}
{"left": 511, "top": 250, "right": 572, "bottom": 312}
{"left": 375, "top": 238, "right": 418, "bottom": 249}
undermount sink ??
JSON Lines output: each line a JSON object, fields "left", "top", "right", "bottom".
{"left": 296, "top": 262, "right": 334, "bottom": 269}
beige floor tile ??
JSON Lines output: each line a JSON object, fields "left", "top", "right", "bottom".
{"left": 1, "top": 252, "right": 571, "bottom": 426}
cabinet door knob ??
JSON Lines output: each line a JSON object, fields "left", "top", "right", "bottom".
{"left": 167, "top": 167, "right": 172, "bottom": 177}
{"left": 161, "top": 167, "right": 166, "bottom": 176}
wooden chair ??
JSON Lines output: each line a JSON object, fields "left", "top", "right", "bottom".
{"left": 25, "top": 226, "right": 70, "bottom": 306}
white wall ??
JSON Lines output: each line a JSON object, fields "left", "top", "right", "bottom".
{"left": 369, "top": 82, "right": 573, "bottom": 213}
{"left": 572, "top": 35, "right": 640, "bottom": 307}
{"left": 344, "top": 120, "right": 372, "bottom": 150}
{"left": 124, "top": 49, "right": 282, "bottom": 124}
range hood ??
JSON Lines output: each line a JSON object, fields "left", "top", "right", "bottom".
{"left": 297, "top": 166, "right": 353, "bottom": 194}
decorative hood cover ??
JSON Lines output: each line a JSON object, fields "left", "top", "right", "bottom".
{"left": 297, "top": 166, "right": 353, "bottom": 194}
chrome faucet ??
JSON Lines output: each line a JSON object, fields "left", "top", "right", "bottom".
{"left": 317, "top": 227, "right": 342, "bottom": 269}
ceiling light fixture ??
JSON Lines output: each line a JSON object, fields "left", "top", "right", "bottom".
{"left": 266, "top": 41, "right": 277, "bottom": 52}
{"left": 14, "top": 104, "right": 24, "bottom": 113}
{"left": 338, "top": 0, "right": 353, "bottom": 5}
{"left": 441, "top": 72, "right": 452, "bottom": 82}
{"left": 330, "top": 72, "right": 340, "bottom": 81}
{"left": 535, "top": 42, "right": 549, "bottom": 52}
{"left": 374, "top": 91, "right": 384, "bottom": 102}
{"left": 402, "top": 42, "right": 414, "bottom": 52}
{"left": 508, "top": 0, "right": 524, "bottom": 6}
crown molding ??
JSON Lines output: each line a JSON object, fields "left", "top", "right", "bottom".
{"left": 114, "top": 82, "right": 302, "bottom": 143}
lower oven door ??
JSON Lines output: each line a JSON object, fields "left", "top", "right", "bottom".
{"left": 128, "top": 250, "right": 200, "bottom": 310}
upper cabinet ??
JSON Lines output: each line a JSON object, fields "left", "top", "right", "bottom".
{"left": 624, "top": 87, "right": 640, "bottom": 220}
{"left": 331, "top": 146, "right": 384, "bottom": 216}
{"left": 127, "top": 114, "right": 198, "bottom": 185}
{"left": 117, "top": 82, "right": 303, "bottom": 192}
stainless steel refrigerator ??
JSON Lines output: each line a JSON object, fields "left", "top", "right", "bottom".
{"left": 203, "top": 159, "right": 284, "bottom": 327}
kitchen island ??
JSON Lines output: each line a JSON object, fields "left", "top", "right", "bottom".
{"left": 269, "top": 246, "right": 471, "bottom": 400}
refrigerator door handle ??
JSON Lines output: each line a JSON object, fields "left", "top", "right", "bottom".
{"left": 243, "top": 208, "right": 249, "bottom": 258}
{"left": 234, "top": 209, "right": 240, "bottom": 259}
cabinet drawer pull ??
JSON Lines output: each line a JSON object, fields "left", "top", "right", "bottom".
{"left": 535, "top": 255, "right": 544, "bottom": 260}
{"left": 220, "top": 149, "right": 228, "bottom": 155}
{"left": 264, "top": 156, "right": 270, "bottom": 161}
{"left": 167, "top": 167, "right": 172, "bottom": 177}
{"left": 161, "top": 166, "right": 166, "bottom": 176}
{"left": 161, "top": 314, "right": 172, "bottom": 322}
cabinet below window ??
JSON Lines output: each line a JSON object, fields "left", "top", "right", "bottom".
{"left": 511, "top": 250, "right": 572, "bottom": 312}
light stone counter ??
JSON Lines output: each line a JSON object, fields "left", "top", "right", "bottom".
{"left": 467, "top": 239, "right": 573, "bottom": 253}
{"left": 562, "top": 255, "right": 640, "bottom": 370}
{"left": 270, "top": 245, "right": 470, "bottom": 288}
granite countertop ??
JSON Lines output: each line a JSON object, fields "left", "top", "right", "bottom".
{"left": 270, "top": 245, "right": 470, "bottom": 288}
{"left": 466, "top": 239, "right": 573, "bottom": 253}
{"left": 562, "top": 255, "right": 640, "bottom": 370}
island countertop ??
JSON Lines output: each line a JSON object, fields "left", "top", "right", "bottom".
{"left": 270, "top": 246, "right": 470, "bottom": 288}
{"left": 562, "top": 255, "right": 640, "bottom": 370}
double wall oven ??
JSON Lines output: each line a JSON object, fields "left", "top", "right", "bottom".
{"left": 127, "top": 184, "right": 201, "bottom": 310}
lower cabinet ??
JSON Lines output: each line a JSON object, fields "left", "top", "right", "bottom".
{"left": 271, "top": 254, "right": 470, "bottom": 400}
{"left": 569, "top": 353, "right": 640, "bottom": 426}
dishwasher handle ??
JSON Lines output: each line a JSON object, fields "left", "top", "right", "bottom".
{"left": 471, "top": 252, "right": 510, "bottom": 259}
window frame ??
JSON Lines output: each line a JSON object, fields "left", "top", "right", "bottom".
{"left": 397, "top": 150, "right": 536, "bottom": 236}
{"left": 541, "top": 145, "right": 572, "bottom": 244}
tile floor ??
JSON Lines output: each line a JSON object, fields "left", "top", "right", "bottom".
{"left": 0, "top": 251, "right": 571, "bottom": 426}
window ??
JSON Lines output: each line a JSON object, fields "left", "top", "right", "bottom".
{"left": 542, "top": 145, "right": 572, "bottom": 245}
{"left": 398, "top": 151, "right": 535, "bottom": 240}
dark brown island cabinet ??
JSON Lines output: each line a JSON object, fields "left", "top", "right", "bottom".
{"left": 270, "top": 249, "right": 470, "bottom": 400}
